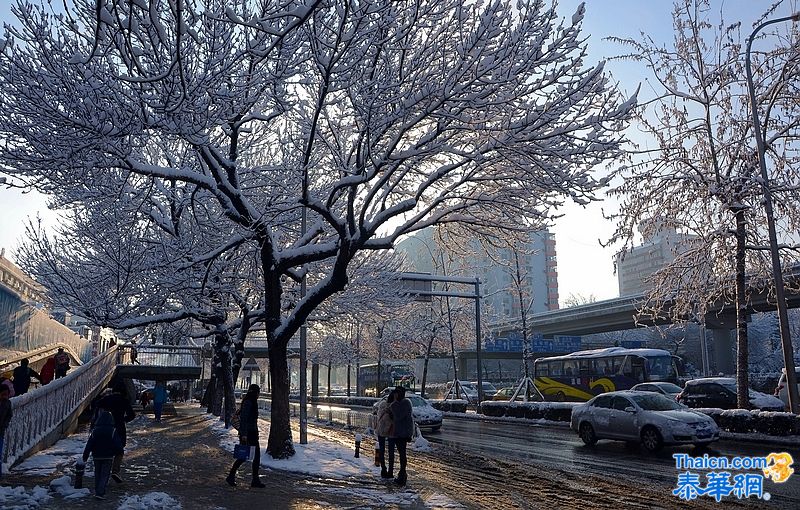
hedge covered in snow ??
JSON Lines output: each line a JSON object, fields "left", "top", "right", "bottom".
{"left": 307, "top": 396, "right": 379, "bottom": 408}
{"left": 693, "top": 409, "right": 800, "bottom": 436}
{"left": 479, "top": 401, "right": 579, "bottom": 422}
{"left": 430, "top": 400, "right": 468, "bottom": 413}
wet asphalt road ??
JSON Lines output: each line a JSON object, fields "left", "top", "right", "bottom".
{"left": 426, "top": 416, "right": 800, "bottom": 507}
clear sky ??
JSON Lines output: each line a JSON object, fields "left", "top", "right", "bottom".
{"left": 0, "top": 0, "right": 795, "bottom": 303}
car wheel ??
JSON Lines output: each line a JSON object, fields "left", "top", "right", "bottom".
{"left": 579, "top": 422, "right": 597, "bottom": 446}
{"left": 555, "top": 391, "right": 566, "bottom": 402}
{"left": 641, "top": 426, "right": 663, "bottom": 453}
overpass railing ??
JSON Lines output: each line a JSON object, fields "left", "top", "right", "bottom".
{"left": 117, "top": 345, "right": 202, "bottom": 368}
{"left": 2, "top": 346, "right": 118, "bottom": 469}
{"left": 0, "top": 342, "right": 83, "bottom": 375}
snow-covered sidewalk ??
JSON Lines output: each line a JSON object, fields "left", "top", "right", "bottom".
{"left": 2, "top": 403, "right": 465, "bottom": 509}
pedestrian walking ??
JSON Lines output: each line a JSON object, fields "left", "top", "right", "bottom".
{"left": 82, "top": 410, "right": 123, "bottom": 500}
{"left": 375, "top": 391, "right": 395, "bottom": 479}
{"left": 12, "top": 358, "right": 41, "bottom": 396}
{"left": 0, "top": 377, "right": 15, "bottom": 398}
{"left": 388, "top": 386, "right": 414, "bottom": 486}
{"left": 40, "top": 357, "right": 56, "bottom": 385}
{"left": 93, "top": 381, "right": 135, "bottom": 483}
{"left": 153, "top": 380, "right": 167, "bottom": 422}
{"left": 226, "top": 384, "right": 265, "bottom": 488}
{"left": 54, "top": 347, "right": 70, "bottom": 379}
{"left": 0, "top": 384, "right": 12, "bottom": 477}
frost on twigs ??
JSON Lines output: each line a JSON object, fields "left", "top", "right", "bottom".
{"left": 0, "top": 0, "right": 632, "bottom": 458}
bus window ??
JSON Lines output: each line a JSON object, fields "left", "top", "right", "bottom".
{"left": 611, "top": 356, "right": 625, "bottom": 375}
{"left": 563, "top": 360, "right": 578, "bottom": 376}
{"left": 645, "top": 356, "right": 676, "bottom": 382}
{"left": 550, "top": 361, "right": 563, "bottom": 376}
{"left": 578, "top": 360, "right": 590, "bottom": 376}
{"left": 536, "top": 362, "right": 550, "bottom": 376}
{"left": 594, "top": 359, "right": 611, "bottom": 376}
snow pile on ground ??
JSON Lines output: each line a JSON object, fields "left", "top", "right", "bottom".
{"left": 424, "top": 492, "right": 466, "bottom": 508}
{"left": 413, "top": 434, "right": 433, "bottom": 452}
{"left": 13, "top": 433, "right": 88, "bottom": 476}
{"left": 0, "top": 485, "right": 51, "bottom": 509}
{"left": 49, "top": 475, "right": 90, "bottom": 499}
{"left": 318, "top": 486, "right": 420, "bottom": 506}
{"left": 207, "top": 417, "right": 376, "bottom": 478}
{"left": 117, "top": 492, "right": 181, "bottom": 510}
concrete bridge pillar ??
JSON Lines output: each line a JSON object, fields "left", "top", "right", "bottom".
{"left": 710, "top": 328, "right": 735, "bottom": 375}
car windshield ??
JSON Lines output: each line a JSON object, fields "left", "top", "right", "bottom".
{"left": 407, "top": 396, "right": 427, "bottom": 407}
{"left": 631, "top": 394, "right": 683, "bottom": 411}
{"left": 656, "top": 383, "right": 683, "bottom": 393}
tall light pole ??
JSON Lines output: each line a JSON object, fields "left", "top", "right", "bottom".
{"left": 745, "top": 13, "right": 800, "bottom": 414}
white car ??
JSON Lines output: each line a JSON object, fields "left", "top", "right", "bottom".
{"left": 570, "top": 390, "right": 719, "bottom": 452}
{"left": 373, "top": 393, "right": 443, "bottom": 432}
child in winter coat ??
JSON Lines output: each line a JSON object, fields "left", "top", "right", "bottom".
{"left": 83, "top": 410, "right": 123, "bottom": 500}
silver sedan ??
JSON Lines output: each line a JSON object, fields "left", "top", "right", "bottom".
{"left": 570, "top": 390, "right": 719, "bottom": 452}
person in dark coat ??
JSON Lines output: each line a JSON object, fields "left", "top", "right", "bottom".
{"left": 226, "top": 384, "right": 265, "bottom": 488}
{"left": 83, "top": 410, "right": 123, "bottom": 500}
{"left": 0, "top": 384, "right": 12, "bottom": 477}
{"left": 93, "top": 381, "right": 135, "bottom": 483}
{"left": 388, "top": 386, "right": 414, "bottom": 486}
{"left": 12, "top": 358, "right": 41, "bottom": 396}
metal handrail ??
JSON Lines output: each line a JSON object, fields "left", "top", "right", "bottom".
{"left": 2, "top": 346, "right": 118, "bottom": 468}
{"left": 117, "top": 345, "right": 202, "bottom": 368}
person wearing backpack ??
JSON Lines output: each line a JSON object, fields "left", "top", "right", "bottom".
{"left": 83, "top": 410, "right": 123, "bottom": 500}
{"left": 226, "top": 384, "right": 265, "bottom": 488}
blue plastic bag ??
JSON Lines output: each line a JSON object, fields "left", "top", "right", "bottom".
{"left": 233, "top": 444, "right": 254, "bottom": 461}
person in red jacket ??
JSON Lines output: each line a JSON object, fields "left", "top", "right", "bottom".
{"left": 54, "top": 348, "right": 70, "bottom": 379}
{"left": 40, "top": 357, "right": 56, "bottom": 385}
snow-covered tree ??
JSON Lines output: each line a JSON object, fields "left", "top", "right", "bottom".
{"left": 607, "top": 0, "right": 800, "bottom": 407}
{"left": 0, "top": 0, "right": 633, "bottom": 457}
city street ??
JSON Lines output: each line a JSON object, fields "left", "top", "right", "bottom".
{"left": 420, "top": 416, "right": 799, "bottom": 508}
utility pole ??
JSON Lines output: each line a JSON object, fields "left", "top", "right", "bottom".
{"left": 744, "top": 13, "right": 800, "bottom": 413}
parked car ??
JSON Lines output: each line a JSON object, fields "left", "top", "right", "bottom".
{"left": 570, "top": 390, "right": 719, "bottom": 452}
{"left": 372, "top": 392, "right": 443, "bottom": 432}
{"left": 631, "top": 382, "right": 683, "bottom": 400}
{"left": 774, "top": 368, "right": 800, "bottom": 411}
{"left": 677, "top": 377, "right": 784, "bottom": 411}
{"left": 492, "top": 387, "right": 517, "bottom": 401}
{"left": 471, "top": 381, "right": 499, "bottom": 399}
{"left": 443, "top": 381, "right": 479, "bottom": 403}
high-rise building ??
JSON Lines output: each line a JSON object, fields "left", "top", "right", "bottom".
{"left": 615, "top": 219, "right": 693, "bottom": 296}
{"left": 396, "top": 228, "right": 558, "bottom": 322}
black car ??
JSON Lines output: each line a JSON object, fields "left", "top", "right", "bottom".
{"left": 677, "top": 378, "right": 784, "bottom": 411}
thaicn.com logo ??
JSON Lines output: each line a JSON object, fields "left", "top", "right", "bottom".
{"left": 672, "top": 452, "right": 794, "bottom": 502}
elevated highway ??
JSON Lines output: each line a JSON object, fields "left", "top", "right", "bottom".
{"left": 489, "top": 275, "right": 800, "bottom": 374}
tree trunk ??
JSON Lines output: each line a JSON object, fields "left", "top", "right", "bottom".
{"left": 734, "top": 207, "right": 750, "bottom": 409}
{"left": 203, "top": 374, "right": 216, "bottom": 413}
{"left": 267, "top": 341, "right": 295, "bottom": 458}
{"left": 326, "top": 361, "right": 332, "bottom": 397}
{"left": 347, "top": 362, "right": 351, "bottom": 397}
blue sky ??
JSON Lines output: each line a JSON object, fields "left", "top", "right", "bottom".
{"left": 0, "top": 0, "right": 795, "bottom": 303}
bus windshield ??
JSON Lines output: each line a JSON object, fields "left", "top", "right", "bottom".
{"left": 645, "top": 356, "right": 676, "bottom": 381}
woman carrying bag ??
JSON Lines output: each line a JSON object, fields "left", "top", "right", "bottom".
{"left": 226, "top": 384, "right": 265, "bottom": 488}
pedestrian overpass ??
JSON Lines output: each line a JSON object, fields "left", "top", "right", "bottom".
{"left": 1, "top": 344, "right": 203, "bottom": 470}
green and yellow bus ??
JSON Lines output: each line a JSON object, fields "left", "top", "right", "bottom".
{"left": 533, "top": 347, "right": 679, "bottom": 402}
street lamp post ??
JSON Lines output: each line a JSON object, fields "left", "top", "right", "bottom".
{"left": 744, "top": 13, "right": 800, "bottom": 414}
